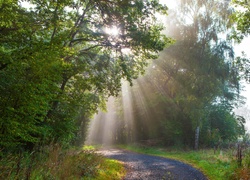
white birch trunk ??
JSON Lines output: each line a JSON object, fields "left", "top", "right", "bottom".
{"left": 194, "top": 126, "right": 200, "bottom": 150}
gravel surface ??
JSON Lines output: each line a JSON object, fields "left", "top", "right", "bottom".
{"left": 98, "top": 148, "right": 208, "bottom": 180}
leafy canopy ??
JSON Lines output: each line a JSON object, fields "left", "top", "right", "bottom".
{"left": 0, "top": 0, "right": 172, "bottom": 150}
{"left": 231, "top": 0, "right": 250, "bottom": 42}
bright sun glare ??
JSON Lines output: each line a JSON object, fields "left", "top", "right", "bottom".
{"left": 105, "top": 26, "right": 119, "bottom": 36}
{"left": 104, "top": 26, "right": 133, "bottom": 55}
{"left": 159, "top": 0, "right": 177, "bottom": 9}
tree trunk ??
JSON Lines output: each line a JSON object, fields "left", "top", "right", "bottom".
{"left": 194, "top": 126, "right": 200, "bottom": 150}
{"left": 44, "top": 76, "right": 68, "bottom": 121}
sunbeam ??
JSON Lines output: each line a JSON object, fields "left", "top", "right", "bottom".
{"left": 86, "top": 97, "right": 118, "bottom": 145}
{"left": 86, "top": 81, "right": 137, "bottom": 145}
{"left": 121, "top": 81, "right": 135, "bottom": 142}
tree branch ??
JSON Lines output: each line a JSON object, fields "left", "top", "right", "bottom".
{"left": 67, "top": 1, "right": 93, "bottom": 47}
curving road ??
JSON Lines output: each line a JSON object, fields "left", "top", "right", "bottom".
{"left": 99, "top": 148, "right": 208, "bottom": 180}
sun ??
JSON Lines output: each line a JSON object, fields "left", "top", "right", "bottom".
{"left": 105, "top": 26, "right": 119, "bottom": 36}
{"left": 104, "top": 26, "right": 132, "bottom": 55}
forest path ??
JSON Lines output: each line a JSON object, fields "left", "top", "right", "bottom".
{"left": 98, "top": 148, "right": 207, "bottom": 180}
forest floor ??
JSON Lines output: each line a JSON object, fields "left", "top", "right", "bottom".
{"left": 98, "top": 148, "right": 207, "bottom": 180}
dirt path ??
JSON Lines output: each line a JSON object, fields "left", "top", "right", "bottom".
{"left": 98, "top": 148, "right": 208, "bottom": 180}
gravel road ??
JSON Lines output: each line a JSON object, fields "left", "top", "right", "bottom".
{"left": 98, "top": 148, "right": 208, "bottom": 180}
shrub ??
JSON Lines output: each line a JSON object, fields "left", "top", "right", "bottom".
{"left": 0, "top": 145, "right": 109, "bottom": 179}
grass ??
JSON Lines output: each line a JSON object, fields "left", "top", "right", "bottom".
{"left": 83, "top": 145, "right": 126, "bottom": 179}
{"left": 0, "top": 145, "right": 126, "bottom": 180}
{"left": 95, "top": 159, "right": 125, "bottom": 180}
{"left": 119, "top": 144, "right": 239, "bottom": 180}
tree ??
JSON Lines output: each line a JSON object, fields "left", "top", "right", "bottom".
{"left": 109, "top": 0, "right": 244, "bottom": 148}
{"left": 0, "top": 0, "right": 172, "bottom": 150}
{"left": 201, "top": 105, "right": 245, "bottom": 147}
{"left": 231, "top": 0, "right": 250, "bottom": 82}
{"left": 231, "top": 0, "right": 250, "bottom": 43}
{"left": 159, "top": 0, "right": 241, "bottom": 149}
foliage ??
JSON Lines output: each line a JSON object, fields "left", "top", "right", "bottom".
{"left": 0, "top": 145, "right": 125, "bottom": 179}
{"left": 229, "top": 148, "right": 250, "bottom": 180}
{"left": 231, "top": 0, "right": 250, "bottom": 83}
{"left": 234, "top": 52, "right": 250, "bottom": 82}
{"left": 0, "top": 0, "right": 172, "bottom": 150}
{"left": 100, "top": 0, "right": 244, "bottom": 148}
{"left": 231, "top": 0, "right": 250, "bottom": 43}
{"left": 201, "top": 105, "right": 246, "bottom": 147}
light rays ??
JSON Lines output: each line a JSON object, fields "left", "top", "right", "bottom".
{"left": 85, "top": 56, "right": 179, "bottom": 145}
{"left": 86, "top": 97, "right": 118, "bottom": 145}
{"left": 86, "top": 81, "right": 136, "bottom": 145}
{"left": 85, "top": 69, "right": 171, "bottom": 145}
{"left": 101, "top": 97, "right": 117, "bottom": 144}
{"left": 121, "top": 81, "right": 136, "bottom": 142}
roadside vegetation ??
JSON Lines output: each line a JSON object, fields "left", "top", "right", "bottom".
{"left": 120, "top": 144, "right": 250, "bottom": 180}
{"left": 0, "top": 145, "right": 125, "bottom": 180}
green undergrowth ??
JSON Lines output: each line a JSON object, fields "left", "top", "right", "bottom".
{"left": 0, "top": 145, "right": 125, "bottom": 180}
{"left": 119, "top": 144, "right": 239, "bottom": 180}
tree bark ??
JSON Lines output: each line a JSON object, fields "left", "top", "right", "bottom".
{"left": 194, "top": 126, "right": 200, "bottom": 150}
{"left": 44, "top": 76, "right": 69, "bottom": 121}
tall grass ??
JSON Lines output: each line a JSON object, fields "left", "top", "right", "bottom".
{"left": 230, "top": 148, "right": 250, "bottom": 180}
{"left": 0, "top": 145, "right": 125, "bottom": 179}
